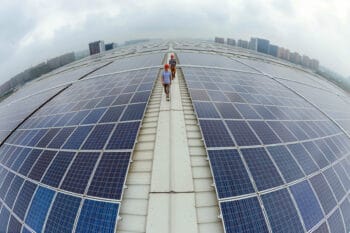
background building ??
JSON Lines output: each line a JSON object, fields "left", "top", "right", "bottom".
{"left": 214, "top": 37, "right": 225, "bottom": 44}
{"left": 89, "top": 40, "right": 105, "bottom": 55}
{"left": 268, "top": 44, "right": 278, "bottom": 57}
{"left": 237, "top": 39, "right": 249, "bottom": 48}
{"left": 105, "top": 43, "right": 118, "bottom": 51}
{"left": 227, "top": 38, "right": 236, "bottom": 46}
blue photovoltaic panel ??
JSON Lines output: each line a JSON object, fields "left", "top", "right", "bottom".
{"left": 25, "top": 186, "right": 55, "bottom": 233}
{"left": 315, "top": 139, "right": 337, "bottom": 163}
{"left": 340, "top": 198, "right": 350, "bottom": 232}
{"left": 328, "top": 209, "right": 345, "bottom": 233}
{"left": 241, "top": 147, "right": 283, "bottom": 190}
{"left": 61, "top": 152, "right": 100, "bottom": 194}
{"left": 0, "top": 171, "right": 15, "bottom": 199}
{"left": 0, "top": 207, "right": 10, "bottom": 232}
{"left": 4, "top": 176, "right": 24, "bottom": 208}
{"left": 121, "top": 103, "right": 146, "bottom": 121}
{"left": 41, "top": 151, "right": 75, "bottom": 187}
{"left": 81, "top": 108, "right": 107, "bottom": 124}
{"left": 62, "top": 125, "right": 93, "bottom": 149}
{"left": 47, "top": 127, "right": 75, "bottom": 148}
{"left": 282, "top": 121, "right": 309, "bottom": 140}
{"left": 28, "top": 150, "right": 57, "bottom": 181}
{"left": 113, "top": 93, "right": 133, "bottom": 105}
{"left": 234, "top": 104, "right": 261, "bottom": 119}
{"left": 226, "top": 120, "right": 260, "bottom": 146}
{"left": 267, "top": 121, "right": 297, "bottom": 142}
{"left": 13, "top": 180, "right": 37, "bottom": 220}
{"left": 214, "top": 103, "right": 242, "bottom": 119}
{"left": 18, "top": 149, "right": 43, "bottom": 176}
{"left": 312, "top": 222, "right": 329, "bottom": 233}
{"left": 267, "top": 145, "right": 304, "bottom": 183}
{"left": 75, "top": 199, "right": 119, "bottom": 233}
{"left": 290, "top": 181, "right": 324, "bottom": 230}
{"left": 251, "top": 105, "right": 276, "bottom": 120}
{"left": 310, "top": 174, "right": 337, "bottom": 214}
{"left": 199, "top": 120, "right": 234, "bottom": 147}
{"left": 287, "top": 143, "right": 319, "bottom": 175}
{"left": 36, "top": 128, "right": 60, "bottom": 148}
{"left": 323, "top": 167, "right": 346, "bottom": 201}
{"left": 81, "top": 124, "right": 114, "bottom": 150}
{"left": 208, "top": 90, "right": 230, "bottom": 102}
{"left": 44, "top": 193, "right": 81, "bottom": 233}
{"left": 261, "top": 189, "right": 304, "bottom": 232}
{"left": 248, "top": 121, "right": 281, "bottom": 145}
{"left": 208, "top": 150, "right": 254, "bottom": 198}
{"left": 88, "top": 152, "right": 130, "bottom": 199}
{"left": 99, "top": 106, "right": 125, "bottom": 123}
{"left": 303, "top": 141, "right": 329, "bottom": 169}
{"left": 220, "top": 197, "right": 269, "bottom": 233}
{"left": 8, "top": 215, "right": 22, "bottom": 233}
{"left": 106, "top": 122, "right": 140, "bottom": 149}
{"left": 194, "top": 102, "right": 220, "bottom": 118}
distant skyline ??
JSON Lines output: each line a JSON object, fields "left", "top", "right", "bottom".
{"left": 0, "top": 0, "right": 349, "bottom": 85}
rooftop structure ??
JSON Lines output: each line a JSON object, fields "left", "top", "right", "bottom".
{"left": 0, "top": 40, "right": 349, "bottom": 233}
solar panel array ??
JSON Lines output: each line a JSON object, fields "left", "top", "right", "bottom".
{"left": 0, "top": 63, "right": 159, "bottom": 232}
{"left": 180, "top": 51, "right": 350, "bottom": 233}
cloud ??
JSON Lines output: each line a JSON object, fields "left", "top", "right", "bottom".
{"left": 0, "top": 0, "right": 349, "bottom": 85}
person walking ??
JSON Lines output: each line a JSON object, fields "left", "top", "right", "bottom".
{"left": 162, "top": 64, "right": 172, "bottom": 101}
{"left": 169, "top": 54, "right": 177, "bottom": 80}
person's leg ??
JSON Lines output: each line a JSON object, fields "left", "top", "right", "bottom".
{"left": 166, "top": 84, "right": 170, "bottom": 97}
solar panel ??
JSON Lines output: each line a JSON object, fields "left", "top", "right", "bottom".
{"left": 261, "top": 189, "right": 304, "bottom": 232}
{"left": 220, "top": 197, "right": 269, "bottom": 233}
{"left": 310, "top": 174, "right": 337, "bottom": 215}
{"left": 340, "top": 198, "right": 350, "bottom": 232}
{"left": 199, "top": 120, "right": 234, "bottom": 147}
{"left": 182, "top": 65, "right": 350, "bottom": 232}
{"left": 267, "top": 145, "right": 304, "bottom": 183}
{"left": 25, "top": 186, "right": 55, "bottom": 233}
{"left": 208, "top": 150, "right": 254, "bottom": 198}
{"left": 290, "top": 181, "right": 324, "bottom": 231}
{"left": 226, "top": 120, "right": 260, "bottom": 146}
{"left": 75, "top": 199, "right": 119, "bottom": 233}
{"left": 44, "top": 193, "right": 82, "bottom": 233}
{"left": 81, "top": 124, "right": 114, "bottom": 150}
{"left": 241, "top": 147, "right": 284, "bottom": 190}
{"left": 0, "top": 206, "right": 10, "bottom": 232}
{"left": 86, "top": 152, "right": 130, "bottom": 199}
{"left": 106, "top": 122, "right": 140, "bottom": 150}
{"left": 8, "top": 215, "right": 22, "bottom": 233}
{"left": 60, "top": 152, "right": 100, "bottom": 194}
{"left": 41, "top": 151, "right": 75, "bottom": 187}
{"left": 328, "top": 209, "right": 345, "bottom": 233}
{"left": 28, "top": 150, "right": 57, "bottom": 181}
{"left": 4, "top": 176, "right": 24, "bottom": 208}
{"left": 13, "top": 181, "right": 37, "bottom": 220}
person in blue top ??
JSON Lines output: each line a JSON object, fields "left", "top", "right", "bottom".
{"left": 162, "top": 64, "right": 172, "bottom": 101}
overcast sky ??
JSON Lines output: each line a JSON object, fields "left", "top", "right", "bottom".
{"left": 1, "top": 0, "right": 349, "bottom": 85}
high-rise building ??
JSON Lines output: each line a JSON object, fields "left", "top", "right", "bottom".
{"left": 227, "top": 38, "right": 236, "bottom": 46}
{"left": 268, "top": 44, "right": 278, "bottom": 57}
{"left": 310, "top": 59, "right": 320, "bottom": 70}
{"left": 0, "top": 40, "right": 345, "bottom": 233}
{"left": 248, "top": 38, "right": 258, "bottom": 50}
{"left": 105, "top": 43, "right": 118, "bottom": 51}
{"left": 248, "top": 38, "right": 270, "bottom": 54}
{"left": 302, "top": 55, "right": 311, "bottom": 68}
{"left": 237, "top": 39, "right": 249, "bottom": 48}
{"left": 214, "top": 37, "right": 225, "bottom": 44}
{"left": 89, "top": 40, "right": 105, "bottom": 55}
{"left": 277, "top": 47, "right": 285, "bottom": 59}
{"left": 289, "top": 52, "right": 302, "bottom": 65}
